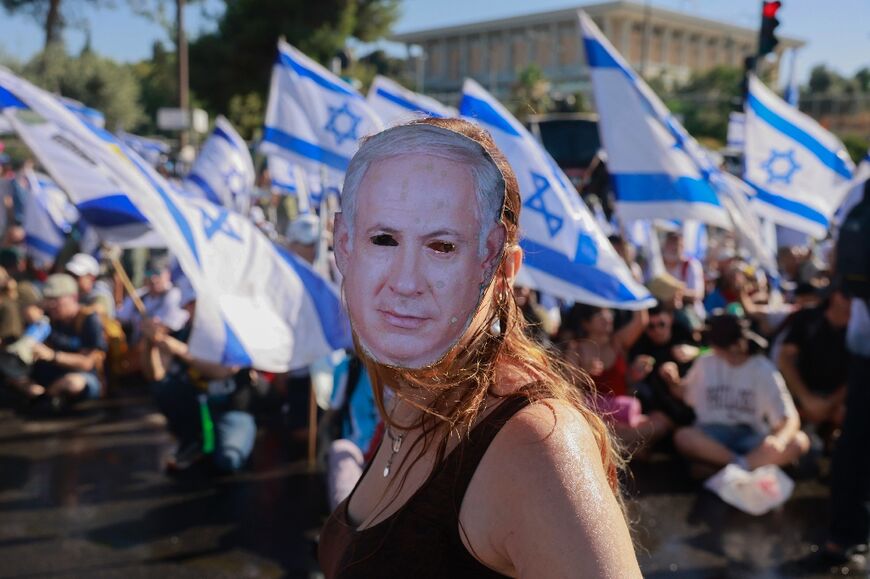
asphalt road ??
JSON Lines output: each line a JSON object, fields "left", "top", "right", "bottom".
{"left": 0, "top": 386, "right": 860, "bottom": 578}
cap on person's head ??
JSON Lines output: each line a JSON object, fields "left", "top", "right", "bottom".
{"left": 707, "top": 313, "right": 768, "bottom": 350}
{"left": 144, "top": 254, "right": 171, "bottom": 277}
{"left": 17, "top": 281, "right": 42, "bottom": 308}
{"left": 65, "top": 253, "right": 100, "bottom": 278}
{"left": 647, "top": 272, "right": 685, "bottom": 303}
{"left": 42, "top": 273, "right": 79, "bottom": 299}
{"left": 285, "top": 214, "right": 320, "bottom": 246}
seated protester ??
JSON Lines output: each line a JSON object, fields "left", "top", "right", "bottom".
{"left": 673, "top": 314, "right": 810, "bottom": 471}
{"left": 648, "top": 272, "right": 701, "bottom": 335}
{"left": 65, "top": 253, "right": 116, "bottom": 319}
{"left": 0, "top": 266, "right": 22, "bottom": 344}
{"left": 141, "top": 291, "right": 256, "bottom": 474}
{"left": 0, "top": 282, "right": 48, "bottom": 402}
{"left": 629, "top": 304, "right": 699, "bottom": 432}
{"left": 777, "top": 287, "right": 851, "bottom": 429}
{"left": 117, "top": 255, "right": 188, "bottom": 344}
{"left": 323, "top": 353, "right": 379, "bottom": 510}
{"left": 28, "top": 274, "right": 107, "bottom": 408}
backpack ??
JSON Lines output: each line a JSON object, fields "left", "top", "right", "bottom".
{"left": 836, "top": 183, "right": 870, "bottom": 299}
{"left": 75, "top": 305, "right": 129, "bottom": 390}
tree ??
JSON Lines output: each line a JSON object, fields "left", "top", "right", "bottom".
{"left": 0, "top": 0, "right": 106, "bottom": 48}
{"left": 18, "top": 44, "right": 144, "bottom": 130}
{"left": 130, "top": 41, "right": 178, "bottom": 133}
{"left": 510, "top": 64, "right": 552, "bottom": 120}
{"left": 669, "top": 65, "right": 743, "bottom": 145}
{"left": 188, "top": 0, "right": 399, "bottom": 116}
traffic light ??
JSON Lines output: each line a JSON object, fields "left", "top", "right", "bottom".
{"left": 758, "top": 1, "right": 782, "bottom": 56}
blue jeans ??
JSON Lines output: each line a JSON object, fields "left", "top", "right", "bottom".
{"left": 150, "top": 378, "right": 256, "bottom": 472}
{"left": 699, "top": 423, "right": 766, "bottom": 456}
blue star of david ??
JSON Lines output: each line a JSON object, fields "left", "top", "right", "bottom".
{"left": 324, "top": 102, "right": 362, "bottom": 146}
{"left": 524, "top": 172, "right": 564, "bottom": 238}
{"left": 222, "top": 166, "right": 245, "bottom": 196}
{"left": 199, "top": 206, "right": 242, "bottom": 242}
{"left": 761, "top": 149, "right": 801, "bottom": 185}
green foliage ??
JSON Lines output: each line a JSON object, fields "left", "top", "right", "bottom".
{"left": 511, "top": 64, "right": 552, "bottom": 120}
{"left": 1, "top": 0, "right": 108, "bottom": 47}
{"left": 670, "top": 66, "right": 743, "bottom": 145}
{"left": 843, "top": 134, "right": 869, "bottom": 165}
{"left": 18, "top": 44, "right": 144, "bottom": 130}
{"left": 129, "top": 41, "right": 177, "bottom": 133}
{"left": 189, "top": 0, "right": 399, "bottom": 116}
{"left": 227, "top": 91, "right": 264, "bottom": 142}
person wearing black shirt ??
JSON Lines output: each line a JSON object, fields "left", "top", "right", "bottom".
{"left": 629, "top": 305, "right": 699, "bottom": 428}
{"left": 777, "top": 289, "right": 851, "bottom": 427}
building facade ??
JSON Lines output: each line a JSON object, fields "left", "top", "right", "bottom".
{"left": 392, "top": 1, "right": 804, "bottom": 104}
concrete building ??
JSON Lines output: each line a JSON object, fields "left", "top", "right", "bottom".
{"left": 391, "top": 1, "right": 804, "bottom": 104}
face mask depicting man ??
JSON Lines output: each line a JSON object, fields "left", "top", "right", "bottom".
{"left": 334, "top": 121, "right": 507, "bottom": 369}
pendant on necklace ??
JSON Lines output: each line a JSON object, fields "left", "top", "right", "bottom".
{"left": 383, "top": 465, "right": 391, "bottom": 478}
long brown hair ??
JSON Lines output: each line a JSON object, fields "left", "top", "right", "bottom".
{"left": 344, "top": 117, "right": 623, "bottom": 495}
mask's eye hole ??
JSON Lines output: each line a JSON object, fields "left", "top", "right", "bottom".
{"left": 429, "top": 241, "right": 456, "bottom": 254}
{"left": 370, "top": 234, "right": 398, "bottom": 247}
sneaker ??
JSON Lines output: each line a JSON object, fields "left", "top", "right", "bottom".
{"left": 165, "top": 440, "right": 204, "bottom": 473}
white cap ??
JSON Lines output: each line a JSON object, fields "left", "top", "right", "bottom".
{"left": 285, "top": 214, "right": 320, "bottom": 246}
{"left": 65, "top": 253, "right": 100, "bottom": 278}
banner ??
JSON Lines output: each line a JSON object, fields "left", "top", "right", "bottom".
{"left": 22, "top": 170, "right": 77, "bottom": 265}
{"left": 460, "top": 78, "right": 654, "bottom": 310}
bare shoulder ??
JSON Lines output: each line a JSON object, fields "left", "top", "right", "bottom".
{"left": 463, "top": 398, "right": 642, "bottom": 578}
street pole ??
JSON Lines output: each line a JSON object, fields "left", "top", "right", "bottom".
{"left": 177, "top": 0, "right": 189, "bottom": 150}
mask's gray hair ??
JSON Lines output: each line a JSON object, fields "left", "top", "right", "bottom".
{"left": 340, "top": 123, "right": 505, "bottom": 256}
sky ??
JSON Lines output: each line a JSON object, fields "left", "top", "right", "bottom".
{"left": 0, "top": 0, "right": 867, "bottom": 83}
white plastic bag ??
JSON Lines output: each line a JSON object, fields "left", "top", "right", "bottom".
{"left": 704, "top": 464, "right": 795, "bottom": 516}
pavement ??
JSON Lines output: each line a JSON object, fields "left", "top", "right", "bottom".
{"left": 0, "top": 386, "right": 864, "bottom": 578}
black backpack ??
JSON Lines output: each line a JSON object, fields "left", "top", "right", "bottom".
{"left": 836, "top": 181, "right": 870, "bottom": 299}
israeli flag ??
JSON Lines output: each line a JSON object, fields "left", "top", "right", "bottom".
{"left": 261, "top": 40, "right": 383, "bottom": 185}
{"left": 0, "top": 67, "right": 350, "bottom": 372}
{"left": 782, "top": 49, "right": 800, "bottom": 108}
{"left": 716, "top": 172, "right": 778, "bottom": 272}
{"left": 835, "top": 152, "right": 870, "bottom": 226}
{"left": 744, "top": 74, "right": 855, "bottom": 239}
{"left": 578, "top": 12, "right": 731, "bottom": 229}
{"left": 59, "top": 96, "right": 105, "bottom": 128}
{"left": 681, "top": 220, "right": 707, "bottom": 261}
{"left": 460, "top": 78, "right": 654, "bottom": 310}
{"left": 186, "top": 116, "right": 255, "bottom": 214}
{"left": 367, "top": 75, "right": 456, "bottom": 126}
{"left": 267, "top": 155, "right": 313, "bottom": 214}
{"left": 117, "top": 131, "right": 170, "bottom": 167}
{"left": 22, "top": 170, "right": 78, "bottom": 265}
{"left": 0, "top": 76, "right": 162, "bottom": 248}
{"left": 727, "top": 112, "right": 746, "bottom": 151}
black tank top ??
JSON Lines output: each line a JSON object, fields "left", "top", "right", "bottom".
{"left": 318, "top": 395, "right": 533, "bottom": 578}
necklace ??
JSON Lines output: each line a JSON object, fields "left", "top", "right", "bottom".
{"left": 383, "top": 426, "right": 405, "bottom": 478}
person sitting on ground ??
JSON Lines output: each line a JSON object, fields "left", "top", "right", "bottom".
{"left": 28, "top": 274, "right": 107, "bottom": 409}
{"left": 629, "top": 304, "right": 700, "bottom": 441}
{"left": 673, "top": 313, "right": 810, "bottom": 472}
{"left": 0, "top": 266, "right": 21, "bottom": 344}
{"left": 777, "top": 287, "right": 851, "bottom": 430}
{"left": 117, "top": 254, "right": 188, "bottom": 344}
{"left": 141, "top": 288, "right": 257, "bottom": 474}
{"left": 65, "top": 253, "right": 116, "bottom": 319}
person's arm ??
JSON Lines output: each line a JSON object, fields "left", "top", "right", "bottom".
{"left": 140, "top": 318, "right": 170, "bottom": 382}
{"left": 467, "top": 400, "right": 641, "bottom": 578}
{"left": 157, "top": 334, "right": 239, "bottom": 380}
{"left": 614, "top": 308, "right": 649, "bottom": 352}
{"left": 32, "top": 346, "right": 103, "bottom": 372}
{"left": 776, "top": 343, "right": 812, "bottom": 403}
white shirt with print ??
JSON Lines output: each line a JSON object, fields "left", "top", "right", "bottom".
{"left": 684, "top": 353, "right": 796, "bottom": 435}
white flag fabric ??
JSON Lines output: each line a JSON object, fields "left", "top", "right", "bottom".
{"left": 579, "top": 12, "right": 730, "bottom": 229}
{"left": 783, "top": 49, "right": 800, "bottom": 108}
{"left": 744, "top": 74, "right": 854, "bottom": 239}
{"left": 835, "top": 152, "right": 870, "bottom": 226}
{"left": 268, "top": 155, "right": 313, "bottom": 214}
{"left": 261, "top": 40, "right": 383, "bottom": 185}
{"left": 727, "top": 112, "right": 746, "bottom": 151}
{"left": 22, "top": 170, "right": 77, "bottom": 265}
{"left": 459, "top": 78, "right": 654, "bottom": 310}
{"left": 0, "top": 79, "right": 163, "bottom": 248}
{"left": 682, "top": 220, "right": 707, "bottom": 261}
{"left": 717, "top": 172, "right": 778, "bottom": 272}
{"left": 367, "top": 75, "right": 456, "bottom": 126}
{"left": 0, "top": 67, "right": 351, "bottom": 372}
{"left": 117, "top": 131, "right": 170, "bottom": 167}
{"left": 186, "top": 116, "right": 255, "bottom": 214}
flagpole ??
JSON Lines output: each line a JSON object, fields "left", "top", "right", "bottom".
{"left": 109, "top": 253, "right": 147, "bottom": 316}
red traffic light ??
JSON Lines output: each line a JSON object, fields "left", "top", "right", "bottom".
{"left": 762, "top": 1, "right": 781, "bottom": 19}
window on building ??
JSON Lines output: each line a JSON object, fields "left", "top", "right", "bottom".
{"left": 448, "top": 41, "right": 460, "bottom": 80}
{"left": 469, "top": 36, "right": 483, "bottom": 75}
{"left": 490, "top": 35, "right": 505, "bottom": 74}
{"left": 559, "top": 23, "right": 579, "bottom": 66}
{"left": 512, "top": 33, "right": 527, "bottom": 72}
{"left": 629, "top": 24, "right": 643, "bottom": 63}
{"left": 669, "top": 32, "right": 682, "bottom": 66}
{"left": 651, "top": 28, "right": 664, "bottom": 64}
